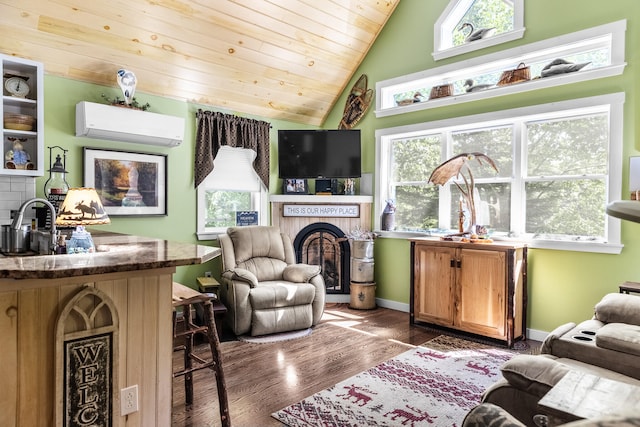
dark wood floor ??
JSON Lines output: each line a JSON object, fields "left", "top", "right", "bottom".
{"left": 171, "top": 303, "right": 535, "bottom": 427}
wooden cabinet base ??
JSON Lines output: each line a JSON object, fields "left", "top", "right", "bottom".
{"left": 410, "top": 238, "right": 527, "bottom": 348}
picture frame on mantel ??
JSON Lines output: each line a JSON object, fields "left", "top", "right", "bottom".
{"left": 83, "top": 147, "right": 167, "bottom": 216}
{"left": 283, "top": 178, "right": 308, "bottom": 195}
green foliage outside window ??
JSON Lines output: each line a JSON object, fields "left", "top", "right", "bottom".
{"left": 386, "top": 112, "right": 609, "bottom": 240}
{"left": 453, "top": 0, "right": 514, "bottom": 47}
{"left": 205, "top": 190, "right": 251, "bottom": 228}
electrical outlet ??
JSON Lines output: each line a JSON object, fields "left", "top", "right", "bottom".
{"left": 121, "top": 385, "right": 139, "bottom": 416}
{"left": 204, "top": 271, "right": 212, "bottom": 278}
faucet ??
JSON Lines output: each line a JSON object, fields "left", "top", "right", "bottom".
{"left": 11, "top": 198, "right": 57, "bottom": 255}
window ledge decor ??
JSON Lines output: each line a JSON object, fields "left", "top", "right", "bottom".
{"left": 376, "top": 20, "right": 627, "bottom": 118}
{"left": 433, "top": 0, "right": 525, "bottom": 61}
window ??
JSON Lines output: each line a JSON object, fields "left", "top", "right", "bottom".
{"left": 196, "top": 146, "right": 268, "bottom": 240}
{"left": 434, "top": 0, "right": 525, "bottom": 60}
{"left": 378, "top": 20, "right": 626, "bottom": 116}
{"left": 375, "top": 93, "right": 625, "bottom": 254}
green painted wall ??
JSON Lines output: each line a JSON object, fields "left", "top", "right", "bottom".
{"left": 323, "top": 0, "right": 640, "bottom": 333}
{"left": 36, "top": 0, "right": 640, "bottom": 334}
{"left": 38, "top": 76, "right": 310, "bottom": 286}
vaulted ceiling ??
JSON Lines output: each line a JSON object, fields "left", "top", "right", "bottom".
{"left": 0, "top": 0, "right": 399, "bottom": 126}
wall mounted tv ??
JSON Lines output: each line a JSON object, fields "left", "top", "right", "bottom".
{"left": 278, "top": 129, "right": 361, "bottom": 179}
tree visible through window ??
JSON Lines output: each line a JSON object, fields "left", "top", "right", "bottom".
{"left": 452, "top": 0, "right": 514, "bottom": 47}
{"left": 377, "top": 95, "right": 621, "bottom": 251}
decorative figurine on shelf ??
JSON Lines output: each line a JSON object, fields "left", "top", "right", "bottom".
{"left": 459, "top": 22, "right": 495, "bottom": 43}
{"left": 463, "top": 79, "right": 493, "bottom": 93}
{"left": 428, "top": 152, "right": 498, "bottom": 234}
{"left": 117, "top": 68, "right": 137, "bottom": 106}
{"left": 540, "top": 59, "right": 591, "bottom": 77}
{"left": 343, "top": 178, "right": 355, "bottom": 195}
{"left": 5, "top": 137, "right": 33, "bottom": 170}
{"left": 381, "top": 199, "right": 396, "bottom": 231}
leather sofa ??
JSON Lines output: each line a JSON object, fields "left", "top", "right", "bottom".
{"left": 468, "top": 293, "right": 640, "bottom": 427}
{"left": 218, "top": 226, "right": 325, "bottom": 336}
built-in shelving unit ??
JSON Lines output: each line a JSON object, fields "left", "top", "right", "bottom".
{"left": 1, "top": 54, "right": 44, "bottom": 176}
{"left": 376, "top": 20, "right": 627, "bottom": 118}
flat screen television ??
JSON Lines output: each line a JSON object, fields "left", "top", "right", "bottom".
{"left": 278, "top": 129, "right": 361, "bottom": 178}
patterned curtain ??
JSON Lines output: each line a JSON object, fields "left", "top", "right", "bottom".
{"left": 194, "top": 110, "right": 271, "bottom": 188}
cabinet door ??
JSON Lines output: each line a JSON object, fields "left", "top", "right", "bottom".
{"left": 456, "top": 248, "right": 506, "bottom": 339}
{"left": 413, "top": 244, "right": 455, "bottom": 326}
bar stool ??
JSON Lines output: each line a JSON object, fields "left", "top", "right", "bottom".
{"left": 172, "top": 282, "right": 231, "bottom": 427}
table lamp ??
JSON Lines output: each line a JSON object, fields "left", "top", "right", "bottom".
{"left": 606, "top": 200, "right": 640, "bottom": 223}
{"left": 55, "top": 187, "right": 110, "bottom": 254}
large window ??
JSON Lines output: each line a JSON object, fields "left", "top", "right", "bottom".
{"left": 196, "top": 146, "right": 267, "bottom": 239}
{"left": 375, "top": 93, "right": 624, "bottom": 254}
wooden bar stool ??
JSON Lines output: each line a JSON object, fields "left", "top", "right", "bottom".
{"left": 172, "top": 282, "right": 231, "bottom": 427}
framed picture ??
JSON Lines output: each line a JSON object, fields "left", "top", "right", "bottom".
{"left": 83, "top": 147, "right": 167, "bottom": 216}
{"left": 283, "top": 178, "right": 308, "bottom": 194}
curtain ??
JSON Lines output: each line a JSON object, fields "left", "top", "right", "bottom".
{"left": 194, "top": 110, "right": 271, "bottom": 188}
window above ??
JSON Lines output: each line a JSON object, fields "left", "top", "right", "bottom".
{"left": 434, "top": 0, "right": 524, "bottom": 60}
{"left": 378, "top": 20, "right": 627, "bottom": 117}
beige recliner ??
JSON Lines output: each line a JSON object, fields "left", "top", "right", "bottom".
{"left": 218, "top": 226, "right": 325, "bottom": 336}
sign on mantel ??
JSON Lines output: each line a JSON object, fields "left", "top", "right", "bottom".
{"left": 283, "top": 204, "right": 360, "bottom": 218}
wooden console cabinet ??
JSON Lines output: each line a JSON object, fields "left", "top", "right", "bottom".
{"left": 410, "top": 238, "right": 527, "bottom": 347}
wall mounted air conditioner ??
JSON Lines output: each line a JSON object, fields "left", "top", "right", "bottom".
{"left": 76, "top": 101, "right": 185, "bottom": 147}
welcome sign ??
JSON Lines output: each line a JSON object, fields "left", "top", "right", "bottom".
{"left": 64, "top": 334, "right": 112, "bottom": 426}
{"left": 56, "top": 287, "right": 119, "bottom": 427}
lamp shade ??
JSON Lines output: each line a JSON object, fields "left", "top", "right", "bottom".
{"left": 55, "top": 187, "right": 111, "bottom": 226}
{"left": 606, "top": 200, "right": 640, "bottom": 224}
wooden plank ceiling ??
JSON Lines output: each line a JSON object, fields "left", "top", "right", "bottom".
{"left": 0, "top": 0, "right": 398, "bottom": 126}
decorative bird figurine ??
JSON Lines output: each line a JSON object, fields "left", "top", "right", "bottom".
{"left": 116, "top": 69, "right": 137, "bottom": 106}
{"left": 540, "top": 59, "right": 591, "bottom": 78}
{"left": 459, "top": 22, "right": 495, "bottom": 43}
{"left": 463, "top": 79, "right": 493, "bottom": 93}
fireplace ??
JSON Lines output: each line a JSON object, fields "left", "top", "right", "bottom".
{"left": 270, "top": 194, "right": 373, "bottom": 300}
{"left": 293, "top": 222, "right": 351, "bottom": 294}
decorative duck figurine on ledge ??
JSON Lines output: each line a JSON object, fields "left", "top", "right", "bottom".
{"left": 463, "top": 79, "right": 493, "bottom": 93}
{"left": 540, "top": 59, "right": 591, "bottom": 77}
{"left": 459, "top": 22, "right": 495, "bottom": 43}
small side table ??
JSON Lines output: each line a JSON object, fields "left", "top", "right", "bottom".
{"left": 619, "top": 281, "right": 640, "bottom": 295}
{"left": 197, "top": 276, "right": 221, "bottom": 297}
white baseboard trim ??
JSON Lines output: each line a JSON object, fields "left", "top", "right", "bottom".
{"left": 325, "top": 296, "right": 550, "bottom": 342}
{"left": 526, "top": 328, "right": 549, "bottom": 342}
{"left": 375, "top": 298, "right": 410, "bottom": 312}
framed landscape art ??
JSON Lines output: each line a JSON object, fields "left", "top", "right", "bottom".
{"left": 83, "top": 147, "right": 167, "bottom": 216}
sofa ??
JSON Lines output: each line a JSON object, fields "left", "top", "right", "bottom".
{"left": 218, "top": 226, "right": 325, "bottom": 336}
{"left": 470, "top": 293, "right": 640, "bottom": 427}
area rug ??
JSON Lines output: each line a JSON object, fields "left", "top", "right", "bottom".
{"left": 238, "top": 327, "right": 312, "bottom": 344}
{"left": 271, "top": 335, "right": 513, "bottom": 427}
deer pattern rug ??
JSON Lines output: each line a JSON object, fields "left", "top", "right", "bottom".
{"left": 271, "top": 335, "right": 514, "bottom": 427}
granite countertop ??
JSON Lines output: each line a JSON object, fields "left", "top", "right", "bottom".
{"left": 0, "top": 232, "right": 221, "bottom": 280}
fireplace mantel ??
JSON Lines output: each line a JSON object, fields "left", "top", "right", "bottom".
{"left": 269, "top": 194, "right": 373, "bottom": 203}
{"left": 270, "top": 194, "right": 373, "bottom": 302}
{"left": 270, "top": 194, "right": 373, "bottom": 245}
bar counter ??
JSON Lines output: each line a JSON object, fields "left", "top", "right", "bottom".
{"left": 0, "top": 231, "right": 221, "bottom": 279}
{"left": 0, "top": 231, "right": 221, "bottom": 426}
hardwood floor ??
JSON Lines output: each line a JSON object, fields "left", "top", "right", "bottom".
{"left": 171, "top": 303, "right": 532, "bottom": 427}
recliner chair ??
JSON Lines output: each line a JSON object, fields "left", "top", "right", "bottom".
{"left": 218, "top": 226, "right": 325, "bottom": 336}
